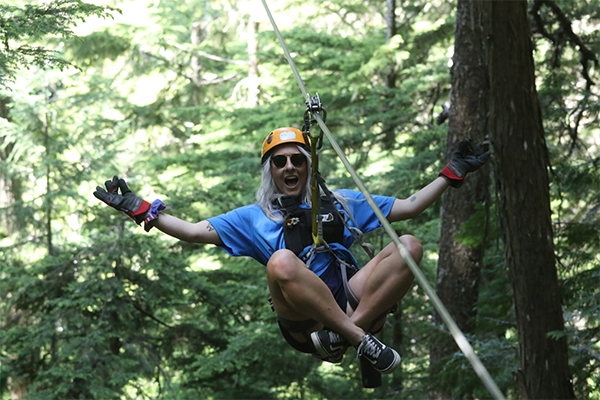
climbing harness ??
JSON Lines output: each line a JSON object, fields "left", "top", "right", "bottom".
{"left": 298, "top": 94, "right": 373, "bottom": 312}
{"left": 278, "top": 195, "right": 344, "bottom": 256}
{"left": 260, "top": 1, "right": 506, "bottom": 399}
{"left": 300, "top": 93, "right": 375, "bottom": 259}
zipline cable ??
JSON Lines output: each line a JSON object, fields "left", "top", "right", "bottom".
{"left": 316, "top": 113, "right": 506, "bottom": 400}
{"left": 260, "top": 0, "right": 311, "bottom": 102}
{"left": 260, "top": 1, "right": 507, "bottom": 399}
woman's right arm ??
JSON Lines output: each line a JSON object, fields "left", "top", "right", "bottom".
{"left": 153, "top": 213, "right": 223, "bottom": 246}
{"left": 93, "top": 176, "right": 223, "bottom": 245}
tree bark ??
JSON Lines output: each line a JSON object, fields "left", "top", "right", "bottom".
{"left": 191, "top": 22, "right": 203, "bottom": 106}
{"left": 484, "top": 1, "right": 574, "bottom": 398}
{"left": 247, "top": 19, "right": 260, "bottom": 108}
{"left": 385, "top": 0, "right": 397, "bottom": 90}
{"left": 382, "top": 0, "right": 397, "bottom": 149}
{"left": 385, "top": 2, "right": 403, "bottom": 394}
{"left": 43, "top": 111, "right": 53, "bottom": 256}
{"left": 429, "top": 1, "right": 491, "bottom": 398}
{"left": 0, "top": 96, "right": 24, "bottom": 237}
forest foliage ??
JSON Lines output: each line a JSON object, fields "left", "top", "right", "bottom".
{"left": 0, "top": 0, "right": 599, "bottom": 399}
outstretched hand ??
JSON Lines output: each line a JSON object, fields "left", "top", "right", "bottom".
{"left": 93, "top": 176, "right": 150, "bottom": 224}
{"left": 439, "top": 139, "right": 491, "bottom": 188}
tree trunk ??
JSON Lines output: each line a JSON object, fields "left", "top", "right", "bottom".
{"left": 429, "top": 1, "right": 491, "bottom": 398}
{"left": 247, "top": 18, "right": 260, "bottom": 108}
{"left": 382, "top": 0, "right": 397, "bottom": 149}
{"left": 484, "top": 1, "right": 574, "bottom": 398}
{"left": 385, "top": 0, "right": 397, "bottom": 90}
{"left": 0, "top": 96, "right": 24, "bottom": 237}
{"left": 390, "top": 307, "right": 404, "bottom": 395}
{"left": 42, "top": 111, "right": 54, "bottom": 256}
{"left": 191, "top": 21, "right": 203, "bottom": 106}
{"left": 0, "top": 96, "right": 30, "bottom": 400}
{"left": 385, "top": 2, "right": 403, "bottom": 393}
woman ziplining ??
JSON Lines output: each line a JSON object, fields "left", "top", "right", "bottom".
{"left": 243, "top": 2, "right": 506, "bottom": 395}
{"left": 93, "top": 125, "right": 490, "bottom": 375}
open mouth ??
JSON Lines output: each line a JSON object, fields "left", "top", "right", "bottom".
{"left": 285, "top": 176, "right": 299, "bottom": 187}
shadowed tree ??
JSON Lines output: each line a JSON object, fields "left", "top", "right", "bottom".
{"left": 430, "top": 0, "right": 491, "bottom": 398}
{"left": 484, "top": 1, "right": 574, "bottom": 398}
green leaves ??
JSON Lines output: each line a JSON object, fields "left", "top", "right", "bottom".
{"left": 0, "top": 0, "right": 119, "bottom": 88}
{"left": 0, "top": 0, "right": 598, "bottom": 397}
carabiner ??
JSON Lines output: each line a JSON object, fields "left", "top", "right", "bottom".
{"left": 302, "top": 93, "right": 327, "bottom": 149}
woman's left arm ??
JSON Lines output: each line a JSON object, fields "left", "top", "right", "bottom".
{"left": 387, "top": 138, "right": 491, "bottom": 222}
{"left": 387, "top": 177, "right": 450, "bottom": 222}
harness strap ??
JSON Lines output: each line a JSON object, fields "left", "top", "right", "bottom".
{"left": 338, "top": 257, "right": 360, "bottom": 311}
{"left": 316, "top": 175, "right": 375, "bottom": 259}
{"left": 303, "top": 242, "right": 360, "bottom": 311}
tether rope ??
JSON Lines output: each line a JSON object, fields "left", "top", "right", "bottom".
{"left": 260, "top": 1, "right": 507, "bottom": 399}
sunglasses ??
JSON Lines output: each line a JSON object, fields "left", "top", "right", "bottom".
{"left": 271, "top": 153, "right": 307, "bottom": 169}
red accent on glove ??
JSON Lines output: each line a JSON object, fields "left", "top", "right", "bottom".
{"left": 128, "top": 200, "right": 151, "bottom": 224}
{"left": 440, "top": 164, "right": 464, "bottom": 188}
{"left": 134, "top": 200, "right": 151, "bottom": 216}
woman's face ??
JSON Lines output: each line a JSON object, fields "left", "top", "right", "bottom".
{"left": 270, "top": 144, "right": 309, "bottom": 198}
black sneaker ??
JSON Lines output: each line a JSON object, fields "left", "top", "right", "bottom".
{"left": 356, "top": 333, "right": 400, "bottom": 374}
{"left": 311, "top": 351, "right": 344, "bottom": 364}
{"left": 311, "top": 329, "right": 349, "bottom": 363}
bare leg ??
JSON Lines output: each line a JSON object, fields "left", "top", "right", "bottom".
{"left": 348, "top": 235, "right": 423, "bottom": 330}
{"left": 267, "top": 249, "right": 365, "bottom": 345}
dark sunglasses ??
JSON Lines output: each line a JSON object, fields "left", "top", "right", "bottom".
{"left": 271, "top": 153, "right": 307, "bottom": 169}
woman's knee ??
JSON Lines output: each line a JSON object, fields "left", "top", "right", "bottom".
{"left": 266, "top": 249, "right": 303, "bottom": 282}
{"left": 400, "top": 234, "right": 423, "bottom": 264}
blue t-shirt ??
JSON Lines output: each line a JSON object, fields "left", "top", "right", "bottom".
{"left": 207, "top": 189, "right": 395, "bottom": 276}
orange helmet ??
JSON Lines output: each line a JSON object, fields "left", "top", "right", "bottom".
{"left": 261, "top": 127, "right": 308, "bottom": 163}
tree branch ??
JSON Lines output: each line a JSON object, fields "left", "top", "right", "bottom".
{"left": 529, "top": 1, "right": 555, "bottom": 44}
{"left": 530, "top": 0, "right": 599, "bottom": 89}
{"left": 140, "top": 50, "right": 193, "bottom": 81}
{"left": 166, "top": 40, "right": 249, "bottom": 66}
{"left": 129, "top": 297, "right": 172, "bottom": 328}
{"left": 198, "top": 72, "right": 239, "bottom": 86}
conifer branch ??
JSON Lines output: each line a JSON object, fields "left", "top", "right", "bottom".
{"left": 140, "top": 50, "right": 240, "bottom": 86}
{"left": 166, "top": 40, "right": 249, "bottom": 66}
{"left": 530, "top": 0, "right": 599, "bottom": 89}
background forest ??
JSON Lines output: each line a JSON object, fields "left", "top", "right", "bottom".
{"left": 0, "top": 0, "right": 599, "bottom": 399}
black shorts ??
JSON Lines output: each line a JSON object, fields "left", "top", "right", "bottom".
{"left": 319, "top": 260, "right": 357, "bottom": 311}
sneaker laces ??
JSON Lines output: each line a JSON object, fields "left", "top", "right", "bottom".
{"left": 356, "top": 334, "right": 383, "bottom": 360}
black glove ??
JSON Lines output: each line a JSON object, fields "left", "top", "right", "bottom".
{"left": 439, "top": 139, "right": 491, "bottom": 188}
{"left": 93, "top": 176, "right": 150, "bottom": 225}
